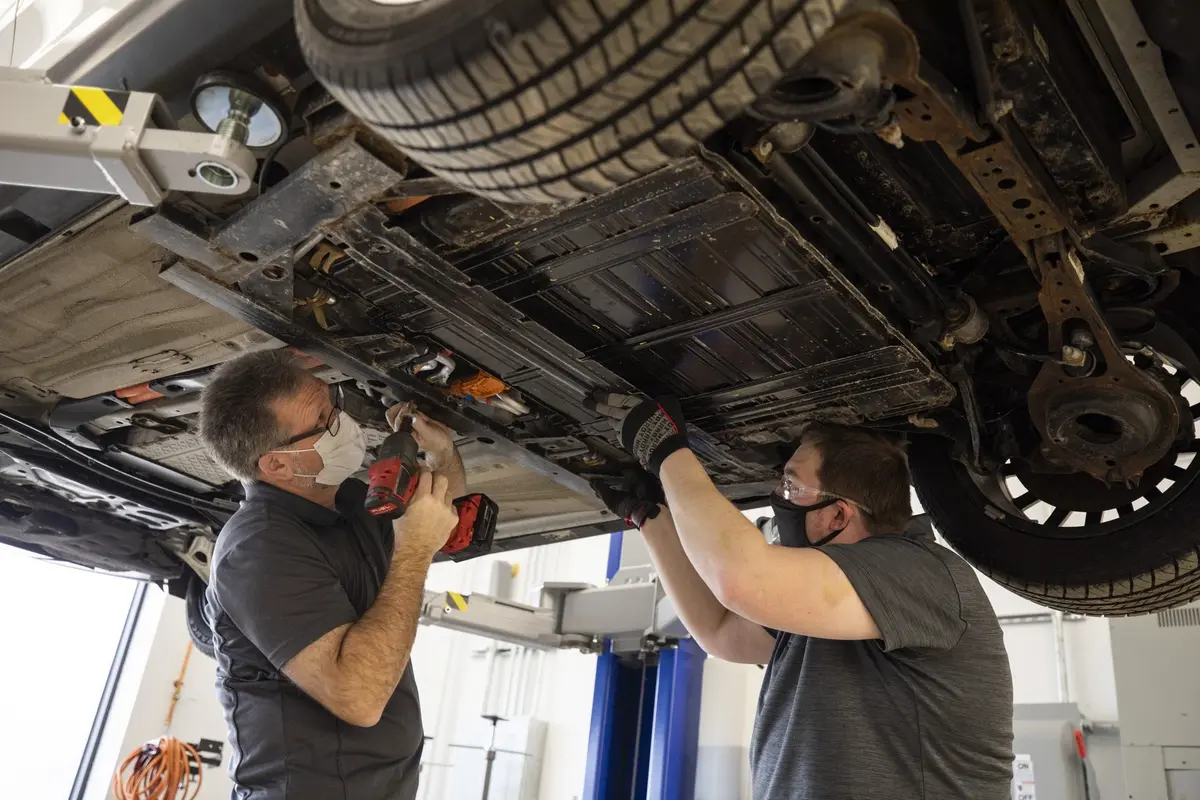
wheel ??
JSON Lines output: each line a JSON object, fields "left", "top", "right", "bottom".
{"left": 911, "top": 315, "right": 1200, "bottom": 616}
{"left": 297, "top": 0, "right": 849, "bottom": 203}
{"left": 185, "top": 569, "right": 216, "bottom": 660}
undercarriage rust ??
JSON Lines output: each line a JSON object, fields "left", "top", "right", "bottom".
{"left": 1026, "top": 234, "right": 1181, "bottom": 482}
{"left": 837, "top": 7, "right": 1070, "bottom": 245}
{"left": 831, "top": 3, "right": 1181, "bottom": 482}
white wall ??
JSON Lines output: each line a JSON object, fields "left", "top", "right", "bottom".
{"left": 975, "top": 572, "right": 1119, "bottom": 721}
{"left": 694, "top": 658, "right": 762, "bottom": 800}
{"left": 415, "top": 533, "right": 611, "bottom": 800}
{"left": 96, "top": 592, "right": 234, "bottom": 800}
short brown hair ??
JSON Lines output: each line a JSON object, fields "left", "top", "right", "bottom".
{"left": 802, "top": 423, "right": 912, "bottom": 533}
{"left": 199, "top": 350, "right": 313, "bottom": 482}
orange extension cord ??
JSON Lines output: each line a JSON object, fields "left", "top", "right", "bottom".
{"left": 112, "top": 641, "right": 204, "bottom": 800}
{"left": 112, "top": 737, "right": 203, "bottom": 800}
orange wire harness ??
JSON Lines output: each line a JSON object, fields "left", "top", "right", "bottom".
{"left": 112, "top": 641, "right": 204, "bottom": 799}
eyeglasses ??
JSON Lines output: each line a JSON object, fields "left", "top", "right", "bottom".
{"left": 273, "top": 384, "right": 344, "bottom": 449}
{"left": 774, "top": 474, "right": 874, "bottom": 515}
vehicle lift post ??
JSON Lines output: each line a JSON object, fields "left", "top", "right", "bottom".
{"left": 583, "top": 531, "right": 707, "bottom": 800}
{"left": 419, "top": 529, "right": 705, "bottom": 800}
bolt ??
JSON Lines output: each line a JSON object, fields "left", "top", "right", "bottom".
{"left": 751, "top": 138, "right": 774, "bottom": 164}
{"left": 214, "top": 89, "right": 261, "bottom": 148}
{"left": 69, "top": 116, "right": 87, "bottom": 134}
{"left": 1061, "top": 345, "right": 1088, "bottom": 367}
{"left": 993, "top": 41, "right": 1023, "bottom": 63}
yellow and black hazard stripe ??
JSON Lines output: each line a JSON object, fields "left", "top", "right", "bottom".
{"left": 446, "top": 591, "right": 469, "bottom": 612}
{"left": 58, "top": 87, "right": 130, "bottom": 127}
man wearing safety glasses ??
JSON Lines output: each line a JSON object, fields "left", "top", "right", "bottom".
{"left": 591, "top": 394, "right": 1013, "bottom": 800}
{"left": 198, "top": 350, "right": 464, "bottom": 800}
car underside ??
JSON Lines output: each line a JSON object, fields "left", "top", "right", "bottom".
{"left": 2, "top": 0, "right": 1200, "bottom": 624}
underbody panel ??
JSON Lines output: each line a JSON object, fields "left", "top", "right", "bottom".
{"left": 0, "top": 142, "right": 956, "bottom": 573}
{"left": 323, "top": 155, "right": 955, "bottom": 485}
{"left": 0, "top": 205, "right": 269, "bottom": 400}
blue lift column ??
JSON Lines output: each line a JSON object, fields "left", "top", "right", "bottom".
{"left": 647, "top": 637, "right": 706, "bottom": 799}
{"left": 582, "top": 531, "right": 707, "bottom": 800}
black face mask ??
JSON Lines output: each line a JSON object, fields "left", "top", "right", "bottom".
{"left": 769, "top": 495, "right": 844, "bottom": 548}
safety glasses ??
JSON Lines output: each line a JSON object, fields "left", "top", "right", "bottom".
{"left": 773, "top": 474, "right": 874, "bottom": 515}
{"left": 273, "top": 384, "right": 344, "bottom": 449}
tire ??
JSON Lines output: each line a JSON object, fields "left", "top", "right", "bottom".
{"left": 907, "top": 309, "right": 1200, "bottom": 618}
{"left": 185, "top": 570, "right": 216, "bottom": 660}
{"left": 297, "top": 0, "right": 850, "bottom": 203}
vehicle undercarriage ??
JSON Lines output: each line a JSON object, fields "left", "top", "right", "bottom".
{"left": 1, "top": 0, "right": 1199, "bottom": 620}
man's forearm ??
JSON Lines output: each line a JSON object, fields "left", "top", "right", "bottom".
{"left": 331, "top": 536, "right": 434, "bottom": 722}
{"left": 659, "top": 449, "right": 766, "bottom": 597}
{"left": 641, "top": 508, "right": 732, "bottom": 644}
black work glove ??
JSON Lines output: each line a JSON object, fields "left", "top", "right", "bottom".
{"left": 591, "top": 469, "right": 665, "bottom": 530}
{"left": 589, "top": 391, "right": 690, "bottom": 474}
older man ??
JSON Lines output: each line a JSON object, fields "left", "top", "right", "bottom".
{"left": 199, "top": 349, "right": 462, "bottom": 799}
{"left": 592, "top": 394, "right": 1014, "bottom": 799}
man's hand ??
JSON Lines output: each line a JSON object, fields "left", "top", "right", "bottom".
{"left": 589, "top": 391, "right": 690, "bottom": 474}
{"left": 394, "top": 471, "right": 458, "bottom": 556}
{"left": 591, "top": 469, "right": 665, "bottom": 529}
{"left": 411, "top": 414, "right": 457, "bottom": 470}
{"left": 385, "top": 402, "right": 415, "bottom": 432}
{"left": 386, "top": 404, "right": 458, "bottom": 471}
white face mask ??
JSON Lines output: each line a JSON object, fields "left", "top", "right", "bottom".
{"left": 285, "top": 415, "right": 367, "bottom": 486}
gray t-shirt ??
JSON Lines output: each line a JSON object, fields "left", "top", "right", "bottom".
{"left": 207, "top": 480, "right": 423, "bottom": 800}
{"left": 750, "top": 516, "right": 1013, "bottom": 799}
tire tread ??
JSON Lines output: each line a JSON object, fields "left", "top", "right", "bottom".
{"left": 298, "top": 0, "right": 848, "bottom": 203}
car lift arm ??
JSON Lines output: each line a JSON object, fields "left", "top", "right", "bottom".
{"left": 421, "top": 573, "right": 685, "bottom": 657}
{"left": 0, "top": 67, "right": 255, "bottom": 205}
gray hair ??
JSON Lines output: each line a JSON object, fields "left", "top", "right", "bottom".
{"left": 199, "top": 349, "right": 313, "bottom": 482}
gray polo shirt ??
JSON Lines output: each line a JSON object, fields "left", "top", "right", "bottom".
{"left": 750, "top": 516, "right": 1014, "bottom": 799}
{"left": 207, "top": 480, "right": 423, "bottom": 800}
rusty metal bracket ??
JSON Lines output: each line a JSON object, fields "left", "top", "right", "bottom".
{"left": 839, "top": 7, "right": 1072, "bottom": 246}
{"left": 950, "top": 128, "right": 1070, "bottom": 245}
{"left": 1026, "top": 233, "right": 1180, "bottom": 482}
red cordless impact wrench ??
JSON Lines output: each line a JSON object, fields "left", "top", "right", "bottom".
{"left": 364, "top": 417, "right": 498, "bottom": 560}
